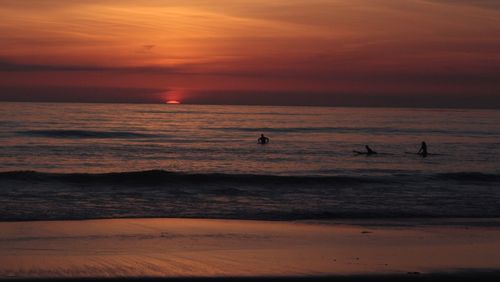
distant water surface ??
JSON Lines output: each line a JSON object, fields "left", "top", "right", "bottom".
{"left": 0, "top": 102, "right": 499, "bottom": 221}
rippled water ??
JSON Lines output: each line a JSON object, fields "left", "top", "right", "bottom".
{"left": 0, "top": 102, "right": 499, "bottom": 220}
{"left": 1, "top": 102, "right": 499, "bottom": 175}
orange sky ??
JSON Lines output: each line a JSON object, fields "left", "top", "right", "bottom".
{"left": 0, "top": 0, "right": 499, "bottom": 107}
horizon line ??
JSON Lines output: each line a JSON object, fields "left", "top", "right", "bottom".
{"left": 1, "top": 100, "right": 499, "bottom": 111}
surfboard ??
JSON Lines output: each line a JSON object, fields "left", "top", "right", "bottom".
{"left": 405, "top": 152, "right": 444, "bottom": 156}
{"left": 353, "top": 150, "right": 377, "bottom": 155}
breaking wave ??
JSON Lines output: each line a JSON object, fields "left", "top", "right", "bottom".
{"left": 1, "top": 170, "right": 499, "bottom": 221}
{"left": 1, "top": 170, "right": 499, "bottom": 186}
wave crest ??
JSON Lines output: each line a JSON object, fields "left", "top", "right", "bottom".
{"left": 1, "top": 170, "right": 499, "bottom": 185}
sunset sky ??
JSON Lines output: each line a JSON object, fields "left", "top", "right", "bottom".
{"left": 0, "top": 0, "right": 499, "bottom": 107}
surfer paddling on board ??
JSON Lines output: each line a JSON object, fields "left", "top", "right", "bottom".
{"left": 418, "top": 141, "right": 428, "bottom": 158}
{"left": 257, "top": 134, "right": 270, "bottom": 144}
{"left": 354, "top": 145, "right": 377, "bottom": 155}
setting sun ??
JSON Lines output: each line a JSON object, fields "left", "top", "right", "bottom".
{"left": 166, "top": 100, "right": 181, "bottom": 104}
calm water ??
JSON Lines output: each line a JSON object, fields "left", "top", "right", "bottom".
{"left": 0, "top": 102, "right": 499, "bottom": 220}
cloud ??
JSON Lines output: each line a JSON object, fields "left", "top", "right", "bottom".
{"left": 185, "top": 90, "right": 500, "bottom": 109}
{"left": 426, "top": 0, "right": 500, "bottom": 9}
{"left": 0, "top": 59, "right": 184, "bottom": 74}
{"left": 2, "top": 85, "right": 498, "bottom": 108}
{"left": 0, "top": 86, "right": 166, "bottom": 103}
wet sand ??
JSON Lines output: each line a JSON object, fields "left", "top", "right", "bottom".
{"left": 1, "top": 218, "right": 500, "bottom": 280}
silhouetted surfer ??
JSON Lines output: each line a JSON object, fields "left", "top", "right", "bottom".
{"left": 258, "top": 134, "right": 270, "bottom": 144}
{"left": 418, "top": 141, "right": 428, "bottom": 158}
{"left": 354, "top": 145, "right": 377, "bottom": 155}
{"left": 365, "top": 145, "right": 377, "bottom": 155}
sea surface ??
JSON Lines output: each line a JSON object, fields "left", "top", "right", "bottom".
{"left": 0, "top": 102, "right": 499, "bottom": 221}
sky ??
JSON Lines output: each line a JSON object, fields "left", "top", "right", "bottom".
{"left": 0, "top": 0, "right": 499, "bottom": 108}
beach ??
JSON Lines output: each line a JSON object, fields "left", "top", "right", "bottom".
{"left": 1, "top": 218, "right": 500, "bottom": 280}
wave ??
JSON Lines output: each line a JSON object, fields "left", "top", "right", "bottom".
{"left": 0, "top": 170, "right": 386, "bottom": 185}
{"left": 1, "top": 170, "right": 500, "bottom": 221}
{"left": 204, "top": 126, "right": 500, "bottom": 136}
{"left": 13, "top": 127, "right": 500, "bottom": 140}
{"left": 1, "top": 170, "right": 499, "bottom": 185}
{"left": 17, "top": 130, "right": 163, "bottom": 139}
{"left": 434, "top": 172, "right": 500, "bottom": 182}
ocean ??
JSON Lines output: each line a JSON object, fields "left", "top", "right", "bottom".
{"left": 0, "top": 102, "right": 499, "bottom": 221}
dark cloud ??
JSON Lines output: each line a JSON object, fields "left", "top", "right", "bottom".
{"left": 0, "top": 86, "right": 166, "bottom": 103}
{"left": 427, "top": 0, "right": 500, "bottom": 9}
{"left": 0, "top": 59, "right": 183, "bottom": 73}
{"left": 185, "top": 90, "right": 500, "bottom": 109}
{"left": 1, "top": 83, "right": 499, "bottom": 109}
{"left": 2, "top": 57, "right": 500, "bottom": 87}
{"left": 135, "top": 45, "right": 156, "bottom": 54}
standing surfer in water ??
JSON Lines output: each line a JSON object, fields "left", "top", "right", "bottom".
{"left": 418, "top": 141, "right": 428, "bottom": 158}
{"left": 258, "top": 134, "right": 270, "bottom": 144}
{"left": 365, "top": 145, "right": 377, "bottom": 155}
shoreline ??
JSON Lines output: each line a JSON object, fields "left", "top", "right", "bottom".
{"left": 1, "top": 218, "right": 500, "bottom": 279}
{"left": 1, "top": 217, "right": 500, "bottom": 227}
{"left": 3, "top": 273, "right": 500, "bottom": 282}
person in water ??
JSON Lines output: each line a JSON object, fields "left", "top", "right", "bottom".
{"left": 354, "top": 145, "right": 377, "bottom": 155}
{"left": 258, "top": 134, "right": 270, "bottom": 144}
{"left": 418, "top": 141, "right": 428, "bottom": 158}
{"left": 365, "top": 145, "right": 377, "bottom": 155}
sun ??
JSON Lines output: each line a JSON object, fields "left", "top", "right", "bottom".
{"left": 163, "top": 89, "right": 184, "bottom": 104}
{"left": 166, "top": 100, "right": 181, "bottom": 104}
